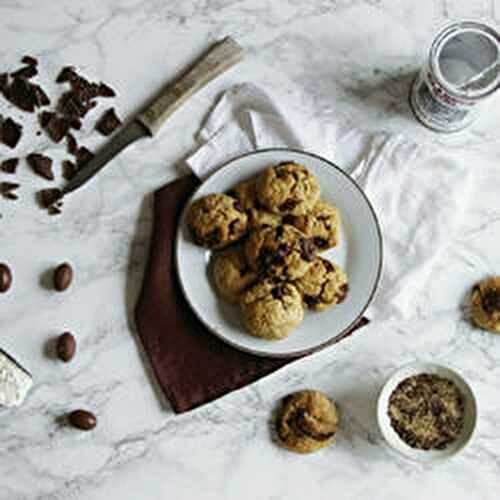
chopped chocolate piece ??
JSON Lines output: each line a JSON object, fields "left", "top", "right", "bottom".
{"left": 48, "top": 205, "right": 62, "bottom": 215}
{"left": 21, "top": 55, "right": 38, "bottom": 66}
{"left": 66, "top": 133, "right": 78, "bottom": 155}
{"left": 279, "top": 198, "right": 299, "bottom": 212}
{"left": 58, "top": 90, "right": 88, "bottom": 118}
{"left": 304, "top": 295, "right": 321, "bottom": 307}
{"left": 45, "top": 114, "right": 70, "bottom": 143}
{"left": 3, "top": 192, "right": 18, "bottom": 200}
{"left": 39, "top": 110, "right": 54, "bottom": 128}
{"left": 27, "top": 153, "right": 54, "bottom": 180}
{"left": 39, "top": 187, "right": 62, "bottom": 208}
{"left": 313, "top": 237, "right": 328, "bottom": 249}
{"left": 97, "top": 82, "right": 116, "bottom": 97}
{"left": 6, "top": 78, "right": 37, "bottom": 112}
{"left": 11, "top": 65, "right": 38, "bottom": 80}
{"left": 0, "top": 158, "right": 19, "bottom": 174}
{"left": 0, "top": 73, "right": 8, "bottom": 93}
{"left": 33, "top": 84, "right": 50, "bottom": 107}
{"left": 0, "top": 117, "right": 23, "bottom": 149}
{"left": 482, "top": 290, "right": 500, "bottom": 313}
{"left": 300, "top": 238, "right": 316, "bottom": 262}
{"left": 56, "top": 66, "right": 77, "bottom": 83}
{"left": 95, "top": 108, "right": 122, "bottom": 136}
{"left": 62, "top": 160, "right": 77, "bottom": 180}
{"left": 76, "top": 146, "right": 94, "bottom": 167}
{"left": 68, "top": 116, "right": 82, "bottom": 130}
{"left": 271, "top": 285, "right": 285, "bottom": 300}
{"left": 1, "top": 181, "right": 20, "bottom": 200}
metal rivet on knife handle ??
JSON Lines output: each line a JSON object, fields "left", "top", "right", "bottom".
{"left": 136, "top": 36, "right": 244, "bottom": 136}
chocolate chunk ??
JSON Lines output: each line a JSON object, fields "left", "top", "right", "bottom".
{"left": 3, "top": 192, "right": 18, "bottom": 200}
{"left": 275, "top": 226, "right": 284, "bottom": 238}
{"left": 0, "top": 117, "right": 22, "bottom": 149}
{"left": 76, "top": 146, "right": 94, "bottom": 167}
{"left": 233, "top": 200, "right": 243, "bottom": 212}
{"left": 66, "top": 133, "right": 78, "bottom": 155}
{"left": 202, "top": 229, "right": 220, "bottom": 247}
{"left": 58, "top": 90, "right": 88, "bottom": 118}
{"left": 39, "top": 188, "right": 62, "bottom": 208}
{"left": 95, "top": 108, "right": 122, "bottom": 136}
{"left": 0, "top": 181, "right": 20, "bottom": 200}
{"left": 279, "top": 198, "right": 299, "bottom": 212}
{"left": 62, "top": 160, "right": 77, "bottom": 180}
{"left": 313, "top": 237, "right": 328, "bottom": 249}
{"left": 11, "top": 65, "right": 38, "bottom": 80}
{"left": 56, "top": 66, "right": 77, "bottom": 83}
{"left": 33, "top": 84, "right": 50, "bottom": 107}
{"left": 0, "top": 73, "right": 8, "bottom": 93}
{"left": 21, "top": 55, "right": 38, "bottom": 66}
{"left": 482, "top": 290, "right": 500, "bottom": 313}
{"left": 45, "top": 114, "right": 70, "bottom": 143}
{"left": 68, "top": 116, "right": 82, "bottom": 130}
{"left": 282, "top": 214, "right": 298, "bottom": 226}
{"left": 6, "top": 78, "right": 37, "bottom": 112}
{"left": 27, "top": 153, "right": 54, "bottom": 180}
{"left": 322, "top": 259, "right": 334, "bottom": 272}
{"left": 39, "top": 110, "right": 54, "bottom": 128}
{"left": 304, "top": 295, "right": 321, "bottom": 307}
{"left": 300, "top": 238, "right": 316, "bottom": 262}
{"left": 48, "top": 205, "right": 62, "bottom": 216}
{"left": 68, "top": 409, "right": 97, "bottom": 431}
{"left": 0, "top": 263, "right": 12, "bottom": 293}
{"left": 97, "top": 82, "right": 116, "bottom": 97}
{"left": 228, "top": 219, "right": 242, "bottom": 235}
{"left": 0, "top": 158, "right": 19, "bottom": 174}
{"left": 271, "top": 285, "right": 285, "bottom": 300}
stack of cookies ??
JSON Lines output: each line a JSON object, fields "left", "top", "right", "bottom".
{"left": 187, "top": 162, "right": 349, "bottom": 340}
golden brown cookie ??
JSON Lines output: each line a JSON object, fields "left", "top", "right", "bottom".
{"left": 470, "top": 277, "right": 500, "bottom": 333}
{"left": 294, "top": 257, "right": 348, "bottom": 311}
{"left": 256, "top": 162, "right": 320, "bottom": 216}
{"left": 284, "top": 201, "right": 341, "bottom": 250}
{"left": 187, "top": 193, "right": 248, "bottom": 249}
{"left": 212, "top": 246, "right": 258, "bottom": 303}
{"left": 240, "top": 280, "right": 304, "bottom": 340}
{"left": 276, "top": 390, "right": 339, "bottom": 453}
{"left": 245, "top": 225, "right": 317, "bottom": 280}
{"left": 228, "top": 179, "right": 258, "bottom": 211}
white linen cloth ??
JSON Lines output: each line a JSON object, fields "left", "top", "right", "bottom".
{"left": 186, "top": 83, "right": 473, "bottom": 321}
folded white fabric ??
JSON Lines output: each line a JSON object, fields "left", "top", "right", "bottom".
{"left": 186, "top": 83, "right": 472, "bottom": 321}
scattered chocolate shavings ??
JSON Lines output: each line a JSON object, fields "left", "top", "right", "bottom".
{"left": 0, "top": 117, "right": 23, "bottom": 149}
{"left": 11, "top": 65, "right": 38, "bottom": 80}
{"left": 66, "top": 133, "right": 78, "bottom": 155}
{"left": 76, "top": 146, "right": 94, "bottom": 167}
{"left": 27, "top": 153, "right": 54, "bottom": 180}
{"left": 39, "top": 187, "right": 62, "bottom": 208}
{"left": 56, "top": 66, "right": 77, "bottom": 84}
{"left": 0, "top": 181, "right": 20, "bottom": 200}
{"left": 95, "top": 108, "right": 122, "bottom": 136}
{"left": 21, "top": 55, "right": 38, "bottom": 66}
{"left": 0, "top": 158, "right": 19, "bottom": 174}
{"left": 45, "top": 114, "right": 70, "bottom": 143}
{"left": 97, "top": 82, "right": 115, "bottom": 97}
{"left": 39, "top": 110, "right": 54, "bottom": 128}
{"left": 62, "top": 160, "right": 77, "bottom": 180}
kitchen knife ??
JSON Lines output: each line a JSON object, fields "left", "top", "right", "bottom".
{"left": 61, "top": 36, "right": 244, "bottom": 196}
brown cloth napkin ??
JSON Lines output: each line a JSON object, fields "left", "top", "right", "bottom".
{"left": 135, "top": 175, "right": 368, "bottom": 413}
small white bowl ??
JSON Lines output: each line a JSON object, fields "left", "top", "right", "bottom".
{"left": 377, "top": 362, "right": 477, "bottom": 463}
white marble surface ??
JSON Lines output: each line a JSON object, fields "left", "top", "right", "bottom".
{"left": 0, "top": 1, "right": 499, "bottom": 499}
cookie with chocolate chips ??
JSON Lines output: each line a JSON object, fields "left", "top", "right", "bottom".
{"left": 276, "top": 390, "right": 339, "bottom": 453}
{"left": 255, "top": 162, "right": 320, "bottom": 216}
{"left": 240, "top": 279, "right": 304, "bottom": 339}
{"left": 245, "top": 224, "right": 317, "bottom": 280}
{"left": 294, "top": 257, "right": 348, "bottom": 311}
{"left": 211, "top": 245, "right": 258, "bottom": 303}
{"left": 187, "top": 193, "right": 248, "bottom": 250}
{"left": 470, "top": 276, "right": 500, "bottom": 333}
{"left": 284, "top": 201, "right": 341, "bottom": 250}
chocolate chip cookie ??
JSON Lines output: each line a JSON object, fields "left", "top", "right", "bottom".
{"left": 187, "top": 193, "right": 248, "bottom": 249}
{"left": 240, "top": 279, "right": 304, "bottom": 340}
{"left": 212, "top": 245, "right": 258, "bottom": 303}
{"left": 256, "top": 162, "right": 320, "bottom": 216}
{"left": 470, "top": 276, "right": 500, "bottom": 333}
{"left": 284, "top": 201, "right": 341, "bottom": 250}
{"left": 294, "top": 257, "right": 348, "bottom": 311}
{"left": 245, "top": 225, "right": 317, "bottom": 280}
{"left": 276, "top": 390, "right": 339, "bottom": 453}
{"left": 228, "top": 179, "right": 258, "bottom": 211}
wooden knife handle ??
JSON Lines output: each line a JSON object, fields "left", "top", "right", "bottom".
{"left": 136, "top": 37, "right": 244, "bottom": 136}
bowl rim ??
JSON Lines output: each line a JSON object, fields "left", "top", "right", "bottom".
{"left": 376, "top": 361, "right": 478, "bottom": 463}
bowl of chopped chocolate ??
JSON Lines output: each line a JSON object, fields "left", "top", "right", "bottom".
{"left": 377, "top": 362, "right": 477, "bottom": 462}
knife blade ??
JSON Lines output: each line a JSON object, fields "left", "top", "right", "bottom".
{"left": 61, "top": 36, "right": 244, "bottom": 196}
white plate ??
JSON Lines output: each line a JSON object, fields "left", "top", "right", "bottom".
{"left": 377, "top": 362, "right": 477, "bottom": 463}
{"left": 176, "top": 149, "right": 382, "bottom": 358}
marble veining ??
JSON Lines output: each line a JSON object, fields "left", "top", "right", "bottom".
{"left": 0, "top": 0, "right": 499, "bottom": 499}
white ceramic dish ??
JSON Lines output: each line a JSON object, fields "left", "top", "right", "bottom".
{"left": 377, "top": 362, "right": 477, "bottom": 463}
{"left": 176, "top": 148, "right": 382, "bottom": 358}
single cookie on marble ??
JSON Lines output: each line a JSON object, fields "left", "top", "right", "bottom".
{"left": 240, "top": 279, "right": 304, "bottom": 340}
{"left": 187, "top": 193, "right": 248, "bottom": 249}
{"left": 255, "top": 162, "right": 320, "bottom": 216}
{"left": 284, "top": 201, "right": 341, "bottom": 250}
{"left": 276, "top": 390, "right": 339, "bottom": 453}
{"left": 294, "top": 257, "right": 348, "bottom": 311}
{"left": 470, "top": 276, "right": 500, "bottom": 333}
{"left": 212, "top": 245, "right": 258, "bottom": 303}
{"left": 245, "top": 224, "right": 317, "bottom": 280}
